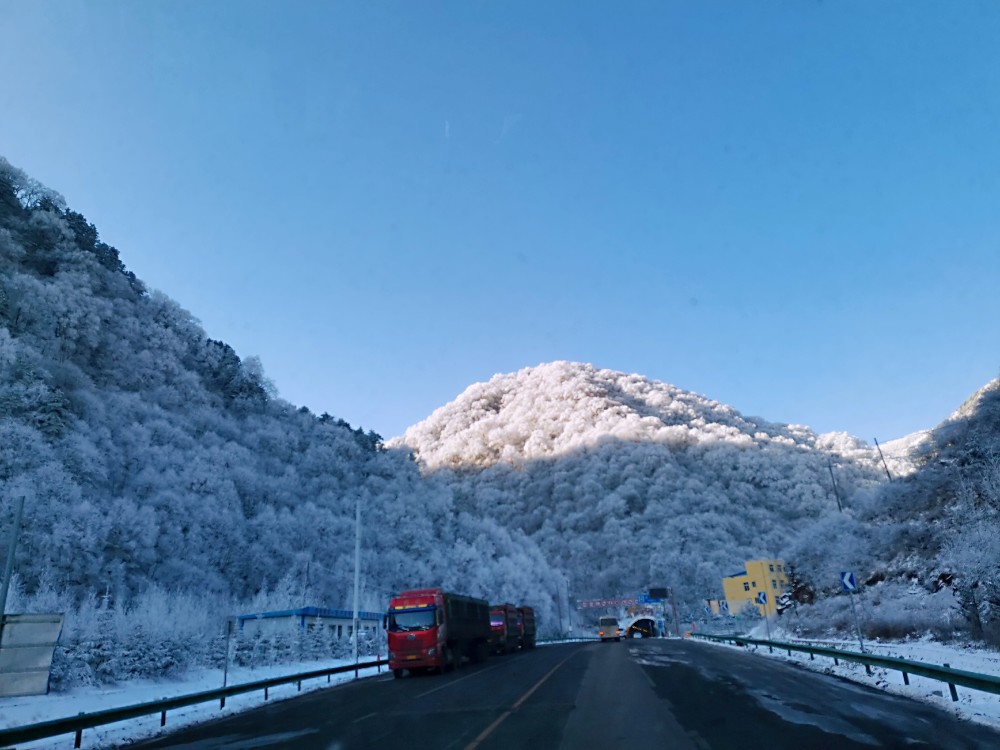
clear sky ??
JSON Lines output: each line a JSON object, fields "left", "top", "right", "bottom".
{"left": 3, "top": 1, "right": 999, "bottom": 441}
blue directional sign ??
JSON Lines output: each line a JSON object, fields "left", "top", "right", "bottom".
{"left": 720, "top": 600, "right": 729, "bottom": 614}
{"left": 755, "top": 591, "right": 767, "bottom": 605}
{"left": 840, "top": 571, "right": 858, "bottom": 593}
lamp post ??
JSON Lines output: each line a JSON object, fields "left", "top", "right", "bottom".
{"left": 351, "top": 492, "right": 362, "bottom": 676}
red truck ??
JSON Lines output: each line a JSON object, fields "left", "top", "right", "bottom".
{"left": 489, "top": 603, "right": 520, "bottom": 654}
{"left": 518, "top": 606, "right": 537, "bottom": 649}
{"left": 386, "top": 588, "right": 490, "bottom": 678}
{"left": 490, "top": 603, "right": 538, "bottom": 652}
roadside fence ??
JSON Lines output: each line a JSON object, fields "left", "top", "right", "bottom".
{"left": 692, "top": 632, "right": 1000, "bottom": 702}
{"left": 0, "top": 657, "right": 387, "bottom": 749}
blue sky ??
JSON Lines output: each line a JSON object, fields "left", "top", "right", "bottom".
{"left": 3, "top": 1, "right": 999, "bottom": 440}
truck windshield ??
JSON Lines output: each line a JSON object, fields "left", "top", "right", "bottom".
{"left": 387, "top": 608, "right": 436, "bottom": 632}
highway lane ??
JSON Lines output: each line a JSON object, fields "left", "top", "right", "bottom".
{"left": 129, "top": 639, "right": 1000, "bottom": 749}
{"left": 130, "top": 643, "right": 585, "bottom": 750}
{"left": 635, "top": 639, "right": 1000, "bottom": 749}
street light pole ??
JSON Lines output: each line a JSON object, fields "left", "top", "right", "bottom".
{"left": 669, "top": 587, "right": 681, "bottom": 637}
{"left": 351, "top": 492, "right": 362, "bottom": 676}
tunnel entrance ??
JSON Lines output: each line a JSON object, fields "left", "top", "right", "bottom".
{"left": 625, "top": 617, "right": 657, "bottom": 638}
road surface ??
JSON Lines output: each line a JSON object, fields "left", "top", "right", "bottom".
{"left": 130, "top": 639, "right": 1000, "bottom": 749}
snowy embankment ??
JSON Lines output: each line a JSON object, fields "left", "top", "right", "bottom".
{"left": 727, "top": 625, "right": 1000, "bottom": 731}
{"left": 0, "top": 659, "right": 386, "bottom": 750}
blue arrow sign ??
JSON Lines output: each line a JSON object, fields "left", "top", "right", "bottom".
{"left": 720, "top": 600, "right": 729, "bottom": 613}
{"left": 840, "top": 571, "right": 858, "bottom": 593}
{"left": 755, "top": 591, "right": 767, "bottom": 605}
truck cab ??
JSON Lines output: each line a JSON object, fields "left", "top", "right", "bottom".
{"left": 386, "top": 590, "right": 445, "bottom": 676}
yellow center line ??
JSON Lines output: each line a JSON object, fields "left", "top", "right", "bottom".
{"left": 464, "top": 652, "right": 578, "bottom": 750}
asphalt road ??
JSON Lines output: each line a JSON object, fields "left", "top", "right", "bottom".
{"left": 129, "top": 639, "right": 1000, "bottom": 749}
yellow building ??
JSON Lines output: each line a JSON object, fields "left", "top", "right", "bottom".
{"left": 721, "top": 559, "right": 790, "bottom": 617}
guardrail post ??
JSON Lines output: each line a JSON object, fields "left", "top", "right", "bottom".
{"left": 297, "top": 680, "right": 302, "bottom": 692}
{"left": 265, "top": 686, "right": 269, "bottom": 700}
{"left": 834, "top": 656, "right": 839, "bottom": 666}
{"left": 865, "top": 664, "right": 872, "bottom": 676}
{"left": 902, "top": 671, "right": 909, "bottom": 685}
{"left": 161, "top": 709, "right": 167, "bottom": 726}
{"left": 74, "top": 725, "right": 83, "bottom": 748}
{"left": 944, "top": 664, "right": 959, "bottom": 701}
{"left": 220, "top": 696, "right": 226, "bottom": 709}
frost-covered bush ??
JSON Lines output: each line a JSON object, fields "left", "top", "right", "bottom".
{"left": 783, "top": 581, "right": 961, "bottom": 642}
{"left": 44, "top": 586, "right": 226, "bottom": 690}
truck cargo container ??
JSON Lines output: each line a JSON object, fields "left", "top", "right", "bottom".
{"left": 489, "top": 603, "right": 520, "bottom": 654}
{"left": 518, "top": 606, "right": 537, "bottom": 648}
{"left": 386, "top": 588, "right": 490, "bottom": 677}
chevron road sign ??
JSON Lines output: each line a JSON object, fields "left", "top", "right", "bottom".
{"left": 840, "top": 571, "right": 858, "bottom": 593}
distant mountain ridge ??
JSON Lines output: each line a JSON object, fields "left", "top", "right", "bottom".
{"left": 395, "top": 361, "right": 900, "bottom": 470}
{"left": 394, "top": 361, "right": 895, "bottom": 604}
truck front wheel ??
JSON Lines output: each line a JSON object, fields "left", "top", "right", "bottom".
{"left": 393, "top": 668, "right": 404, "bottom": 679}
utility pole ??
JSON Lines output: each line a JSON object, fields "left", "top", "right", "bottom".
{"left": 352, "top": 492, "right": 362, "bottom": 677}
{"left": 669, "top": 587, "right": 681, "bottom": 637}
{"left": 828, "top": 460, "right": 844, "bottom": 512}
{"left": 873, "top": 438, "right": 893, "bottom": 483}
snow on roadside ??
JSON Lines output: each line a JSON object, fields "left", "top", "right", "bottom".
{"left": 0, "top": 658, "right": 388, "bottom": 749}
{"left": 718, "top": 625, "right": 1000, "bottom": 731}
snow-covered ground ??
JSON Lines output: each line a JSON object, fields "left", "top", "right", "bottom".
{"left": 717, "top": 624, "right": 1000, "bottom": 732}
{"left": 0, "top": 659, "right": 386, "bottom": 749}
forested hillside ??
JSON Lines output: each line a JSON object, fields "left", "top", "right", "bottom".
{"left": 392, "top": 362, "right": 896, "bottom": 604}
{"left": 0, "top": 157, "right": 564, "bottom": 681}
{"left": 785, "top": 378, "right": 1000, "bottom": 643}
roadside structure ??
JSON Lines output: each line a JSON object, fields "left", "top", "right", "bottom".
{"left": 721, "top": 559, "right": 790, "bottom": 617}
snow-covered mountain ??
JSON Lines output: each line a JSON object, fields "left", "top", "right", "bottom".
{"left": 396, "top": 361, "right": 896, "bottom": 470}
{"left": 0, "top": 157, "right": 565, "bottom": 687}
{"left": 393, "top": 362, "right": 893, "bottom": 604}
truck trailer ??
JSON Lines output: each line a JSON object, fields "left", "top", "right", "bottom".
{"left": 386, "top": 588, "right": 490, "bottom": 677}
{"left": 489, "top": 603, "right": 520, "bottom": 654}
{"left": 518, "top": 606, "right": 537, "bottom": 648}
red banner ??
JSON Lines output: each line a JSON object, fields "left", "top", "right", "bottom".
{"left": 576, "top": 598, "right": 637, "bottom": 609}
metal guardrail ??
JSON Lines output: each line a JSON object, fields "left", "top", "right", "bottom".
{"left": 0, "top": 657, "right": 387, "bottom": 748}
{"left": 692, "top": 633, "right": 1000, "bottom": 702}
